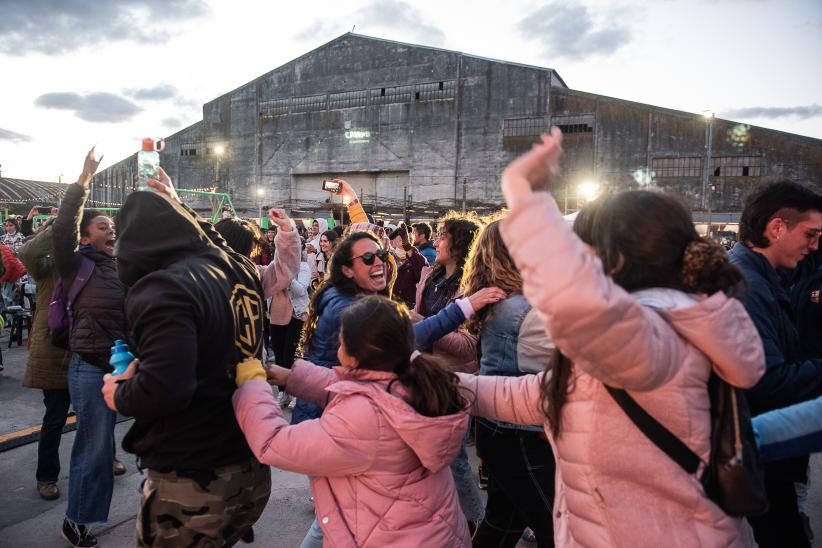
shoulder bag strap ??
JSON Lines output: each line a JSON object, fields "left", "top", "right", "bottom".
{"left": 605, "top": 385, "right": 702, "bottom": 475}
{"left": 67, "top": 255, "right": 95, "bottom": 303}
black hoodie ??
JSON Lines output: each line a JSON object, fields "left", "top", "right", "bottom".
{"left": 114, "top": 192, "right": 265, "bottom": 470}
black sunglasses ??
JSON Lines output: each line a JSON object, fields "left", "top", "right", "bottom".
{"left": 350, "top": 249, "right": 389, "bottom": 266}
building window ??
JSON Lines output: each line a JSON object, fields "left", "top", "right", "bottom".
{"left": 371, "top": 84, "right": 415, "bottom": 105}
{"left": 414, "top": 80, "right": 455, "bottom": 101}
{"left": 555, "top": 123, "right": 593, "bottom": 134}
{"left": 329, "top": 90, "right": 369, "bottom": 110}
{"left": 651, "top": 157, "right": 702, "bottom": 178}
{"left": 180, "top": 143, "right": 199, "bottom": 157}
{"left": 291, "top": 94, "right": 326, "bottom": 113}
{"left": 260, "top": 99, "right": 289, "bottom": 117}
{"left": 711, "top": 156, "right": 762, "bottom": 177}
{"left": 503, "top": 117, "right": 549, "bottom": 138}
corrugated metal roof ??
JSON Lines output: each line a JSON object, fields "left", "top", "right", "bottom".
{"left": 0, "top": 177, "right": 69, "bottom": 208}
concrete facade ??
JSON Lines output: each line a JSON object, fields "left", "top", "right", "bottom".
{"left": 90, "top": 33, "right": 822, "bottom": 220}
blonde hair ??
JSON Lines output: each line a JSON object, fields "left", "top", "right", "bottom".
{"left": 461, "top": 217, "right": 522, "bottom": 334}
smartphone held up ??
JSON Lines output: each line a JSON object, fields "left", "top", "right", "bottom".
{"left": 322, "top": 179, "right": 341, "bottom": 193}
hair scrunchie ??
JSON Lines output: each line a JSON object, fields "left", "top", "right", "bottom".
{"left": 410, "top": 350, "right": 422, "bottom": 362}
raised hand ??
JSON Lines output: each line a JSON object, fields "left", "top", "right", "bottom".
{"left": 501, "top": 127, "right": 563, "bottom": 209}
{"left": 467, "top": 286, "right": 508, "bottom": 312}
{"left": 78, "top": 146, "right": 103, "bottom": 188}
{"left": 147, "top": 167, "right": 180, "bottom": 202}
{"left": 328, "top": 178, "right": 358, "bottom": 204}
{"left": 268, "top": 208, "right": 292, "bottom": 231}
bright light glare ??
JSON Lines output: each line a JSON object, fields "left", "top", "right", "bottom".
{"left": 214, "top": 145, "right": 225, "bottom": 155}
{"left": 577, "top": 181, "right": 601, "bottom": 203}
{"left": 702, "top": 109, "right": 715, "bottom": 120}
{"left": 257, "top": 187, "right": 265, "bottom": 196}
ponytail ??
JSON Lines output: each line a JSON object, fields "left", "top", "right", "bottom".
{"left": 392, "top": 353, "right": 466, "bottom": 417}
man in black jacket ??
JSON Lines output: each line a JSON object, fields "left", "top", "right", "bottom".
{"left": 729, "top": 181, "right": 822, "bottom": 548}
{"left": 102, "top": 170, "right": 270, "bottom": 546}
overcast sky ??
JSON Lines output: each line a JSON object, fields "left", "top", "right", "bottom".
{"left": 1, "top": 0, "right": 820, "bottom": 183}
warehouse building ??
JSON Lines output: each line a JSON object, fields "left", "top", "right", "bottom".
{"left": 90, "top": 33, "right": 822, "bottom": 225}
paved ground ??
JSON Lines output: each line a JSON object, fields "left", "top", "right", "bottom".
{"left": 0, "top": 332, "right": 820, "bottom": 547}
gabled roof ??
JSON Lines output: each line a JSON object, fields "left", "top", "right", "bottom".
{"left": 0, "top": 177, "right": 68, "bottom": 206}
{"left": 210, "top": 32, "right": 568, "bottom": 103}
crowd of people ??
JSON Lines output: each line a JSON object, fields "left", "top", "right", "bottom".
{"left": 6, "top": 127, "right": 822, "bottom": 547}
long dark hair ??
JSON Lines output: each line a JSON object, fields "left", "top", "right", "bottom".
{"left": 214, "top": 217, "right": 263, "bottom": 259}
{"left": 420, "top": 213, "right": 480, "bottom": 315}
{"left": 300, "top": 231, "right": 388, "bottom": 355}
{"left": 340, "top": 296, "right": 466, "bottom": 417}
{"left": 542, "top": 191, "right": 744, "bottom": 437}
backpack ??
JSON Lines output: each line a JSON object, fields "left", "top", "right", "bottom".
{"left": 606, "top": 374, "right": 768, "bottom": 517}
{"left": 48, "top": 256, "right": 95, "bottom": 350}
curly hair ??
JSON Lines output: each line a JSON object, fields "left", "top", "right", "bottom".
{"left": 419, "top": 212, "right": 481, "bottom": 316}
{"left": 461, "top": 219, "right": 522, "bottom": 334}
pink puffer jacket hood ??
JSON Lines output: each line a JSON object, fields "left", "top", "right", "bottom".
{"left": 326, "top": 367, "right": 468, "bottom": 472}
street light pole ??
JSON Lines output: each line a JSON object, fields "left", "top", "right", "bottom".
{"left": 701, "top": 111, "right": 714, "bottom": 238}
{"left": 257, "top": 186, "right": 265, "bottom": 225}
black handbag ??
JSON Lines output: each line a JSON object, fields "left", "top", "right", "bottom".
{"left": 606, "top": 373, "right": 768, "bottom": 517}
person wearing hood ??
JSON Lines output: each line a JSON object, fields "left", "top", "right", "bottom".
{"left": 457, "top": 130, "right": 766, "bottom": 547}
{"left": 307, "top": 217, "right": 328, "bottom": 284}
{"left": 52, "top": 148, "right": 126, "bottom": 548}
{"left": 100, "top": 169, "right": 270, "bottom": 547}
{"left": 234, "top": 296, "right": 472, "bottom": 547}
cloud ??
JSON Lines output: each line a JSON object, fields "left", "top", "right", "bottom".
{"left": 124, "top": 85, "right": 179, "bottom": 101}
{"left": 519, "top": 1, "right": 632, "bottom": 60}
{"left": 723, "top": 104, "right": 822, "bottom": 120}
{"left": 295, "top": 0, "right": 445, "bottom": 46}
{"left": 162, "top": 117, "right": 183, "bottom": 129}
{"left": 0, "top": 128, "right": 33, "bottom": 143}
{"left": 34, "top": 92, "right": 142, "bottom": 123}
{"left": 0, "top": 0, "right": 208, "bottom": 55}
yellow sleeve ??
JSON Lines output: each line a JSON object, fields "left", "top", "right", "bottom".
{"left": 236, "top": 359, "right": 267, "bottom": 386}
{"left": 347, "top": 199, "right": 368, "bottom": 224}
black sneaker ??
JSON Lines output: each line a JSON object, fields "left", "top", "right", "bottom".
{"left": 61, "top": 518, "right": 98, "bottom": 547}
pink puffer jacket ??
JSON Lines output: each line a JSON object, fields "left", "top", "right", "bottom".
{"left": 458, "top": 193, "right": 766, "bottom": 548}
{"left": 233, "top": 361, "right": 471, "bottom": 547}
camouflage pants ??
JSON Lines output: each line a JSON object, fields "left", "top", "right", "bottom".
{"left": 136, "top": 458, "right": 271, "bottom": 547}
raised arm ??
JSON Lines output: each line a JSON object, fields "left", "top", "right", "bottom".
{"left": 52, "top": 147, "right": 101, "bottom": 278}
{"left": 500, "top": 130, "right": 688, "bottom": 391}
{"left": 260, "top": 209, "right": 301, "bottom": 297}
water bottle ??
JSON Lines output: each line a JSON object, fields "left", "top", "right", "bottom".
{"left": 137, "top": 138, "right": 163, "bottom": 191}
{"left": 110, "top": 340, "right": 135, "bottom": 376}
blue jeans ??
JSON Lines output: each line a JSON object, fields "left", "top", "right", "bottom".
{"left": 66, "top": 355, "right": 116, "bottom": 524}
{"left": 299, "top": 518, "right": 324, "bottom": 548}
{"left": 451, "top": 433, "right": 486, "bottom": 523}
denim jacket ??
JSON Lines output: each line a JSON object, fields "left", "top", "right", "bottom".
{"left": 479, "top": 294, "right": 546, "bottom": 431}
